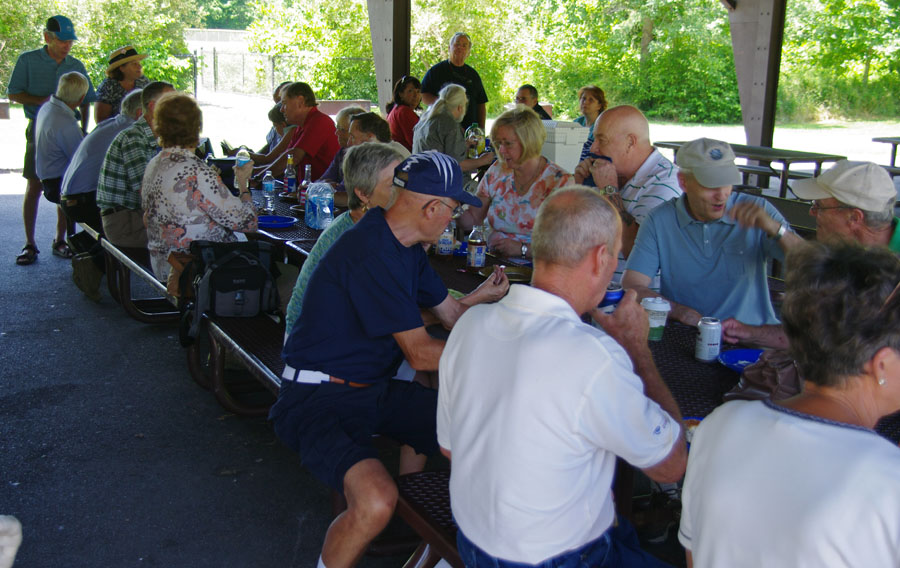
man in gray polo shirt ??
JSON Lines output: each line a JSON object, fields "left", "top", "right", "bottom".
{"left": 623, "top": 138, "right": 803, "bottom": 326}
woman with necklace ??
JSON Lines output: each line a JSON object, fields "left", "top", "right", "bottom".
{"left": 459, "top": 106, "right": 573, "bottom": 259}
{"left": 679, "top": 241, "right": 900, "bottom": 568}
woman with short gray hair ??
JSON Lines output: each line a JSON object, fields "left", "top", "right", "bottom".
{"left": 679, "top": 241, "right": 900, "bottom": 568}
{"left": 412, "top": 83, "right": 494, "bottom": 173}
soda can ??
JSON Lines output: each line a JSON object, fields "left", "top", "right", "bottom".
{"left": 598, "top": 283, "right": 624, "bottom": 315}
{"left": 695, "top": 317, "right": 722, "bottom": 362}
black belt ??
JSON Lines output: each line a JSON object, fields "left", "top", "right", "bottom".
{"left": 100, "top": 206, "right": 129, "bottom": 216}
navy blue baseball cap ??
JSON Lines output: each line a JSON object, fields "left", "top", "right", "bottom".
{"left": 47, "top": 16, "right": 78, "bottom": 41}
{"left": 394, "top": 151, "right": 482, "bottom": 208}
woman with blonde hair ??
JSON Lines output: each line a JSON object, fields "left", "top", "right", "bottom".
{"left": 459, "top": 106, "right": 574, "bottom": 259}
{"left": 412, "top": 83, "right": 494, "bottom": 172}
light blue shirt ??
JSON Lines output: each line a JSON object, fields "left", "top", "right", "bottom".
{"left": 7, "top": 46, "right": 96, "bottom": 120}
{"left": 626, "top": 192, "right": 787, "bottom": 325}
{"left": 34, "top": 95, "right": 83, "bottom": 180}
{"left": 61, "top": 113, "right": 136, "bottom": 196}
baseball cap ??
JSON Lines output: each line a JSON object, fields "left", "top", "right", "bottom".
{"left": 792, "top": 160, "right": 898, "bottom": 212}
{"left": 46, "top": 15, "right": 77, "bottom": 41}
{"left": 676, "top": 138, "right": 741, "bottom": 188}
{"left": 394, "top": 151, "right": 482, "bottom": 208}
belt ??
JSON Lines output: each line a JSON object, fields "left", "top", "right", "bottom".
{"left": 100, "top": 206, "right": 129, "bottom": 216}
{"left": 281, "top": 365, "right": 373, "bottom": 388}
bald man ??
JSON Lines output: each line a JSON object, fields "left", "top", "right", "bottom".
{"left": 573, "top": 105, "right": 682, "bottom": 283}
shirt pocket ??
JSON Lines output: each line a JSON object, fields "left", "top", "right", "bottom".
{"left": 717, "top": 242, "right": 748, "bottom": 280}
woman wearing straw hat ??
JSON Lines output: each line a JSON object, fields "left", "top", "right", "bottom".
{"left": 94, "top": 45, "right": 149, "bottom": 123}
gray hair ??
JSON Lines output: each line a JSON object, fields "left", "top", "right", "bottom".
{"left": 342, "top": 142, "right": 404, "bottom": 210}
{"left": 531, "top": 185, "right": 619, "bottom": 267}
{"left": 450, "top": 32, "right": 471, "bottom": 48}
{"left": 336, "top": 105, "right": 367, "bottom": 125}
{"left": 141, "top": 81, "right": 174, "bottom": 113}
{"left": 861, "top": 202, "right": 896, "bottom": 230}
{"left": 55, "top": 71, "right": 89, "bottom": 104}
{"left": 421, "top": 83, "right": 467, "bottom": 125}
{"left": 120, "top": 89, "right": 143, "bottom": 120}
{"left": 782, "top": 241, "right": 900, "bottom": 387}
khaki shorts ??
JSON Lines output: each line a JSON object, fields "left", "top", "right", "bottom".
{"left": 101, "top": 208, "right": 148, "bottom": 248}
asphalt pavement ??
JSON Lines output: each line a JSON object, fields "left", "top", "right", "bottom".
{"left": 0, "top": 194, "right": 406, "bottom": 567}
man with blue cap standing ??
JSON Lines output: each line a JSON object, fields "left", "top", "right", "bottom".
{"left": 7, "top": 15, "right": 97, "bottom": 265}
{"left": 271, "top": 150, "right": 509, "bottom": 568}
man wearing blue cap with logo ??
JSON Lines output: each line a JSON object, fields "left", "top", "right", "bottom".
{"left": 623, "top": 138, "right": 803, "bottom": 326}
{"left": 7, "top": 15, "right": 97, "bottom": 265}
{"left": 271, "top": 150, "right": 509, "bottom": 568}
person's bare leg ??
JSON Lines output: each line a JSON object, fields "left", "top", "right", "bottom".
{"left": 321, "top": 458, "right": 397, "bottom": 568}
{"left": 22, "top": 178, "right": 42, "bottom": 247}
{"left": 398, "top": 445, "right": 427, "bottom": 476}
{"left": 55, "top": 206, "right": 67, "bottom": 244}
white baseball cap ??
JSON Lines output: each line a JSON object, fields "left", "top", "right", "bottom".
{"left": 792, "top": 160, "right": 897, "bottom": 212}
{"left": 675, "top": 138, "right": 742, "bottom": 188}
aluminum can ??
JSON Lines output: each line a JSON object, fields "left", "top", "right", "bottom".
{"left": 598, "top": 283, "right": 624, "bottom": 315}
{"left": 695, "top": 317, "right": 722, "bottom": 362}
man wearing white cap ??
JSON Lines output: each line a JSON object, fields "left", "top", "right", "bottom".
{"left": 271, "top": 151, "right": 508, "bottom": 568}
{"left": 623, "top": 138, "right": 803, "bottom": 326}
{"left": 722, "top": 160, "right": 900, "bottom": 348}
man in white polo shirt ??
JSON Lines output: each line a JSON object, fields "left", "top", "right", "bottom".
{"left": 438, "top": 186, "right": 686, "bottom": 567}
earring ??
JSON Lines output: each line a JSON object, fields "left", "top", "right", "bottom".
{"left": 879, "top": 376, "right": 886, "bottom": 386}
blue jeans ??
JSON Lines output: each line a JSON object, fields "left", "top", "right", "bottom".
{"left": 456, "top": 518, "right": 673, "bottom": 568}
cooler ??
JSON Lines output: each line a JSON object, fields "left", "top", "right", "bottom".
{"left": 541, "top": 121, "right": 590, "bottom": 174}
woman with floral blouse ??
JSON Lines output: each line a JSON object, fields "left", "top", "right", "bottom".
{"left": 142, "top": 92, "right": 257, "bottom": 283}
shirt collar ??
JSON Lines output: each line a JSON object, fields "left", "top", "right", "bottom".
{"left": 628, "top": 148, "right": 665, "bottom": 186}
{"left": 674, "top": 192, "right": 738, "bottom": 229}
{"left": 48, "top": 95, "right": 76, "bottom": 117}
{"left": 502, "top": 284, "right": 582, "bottom": 324}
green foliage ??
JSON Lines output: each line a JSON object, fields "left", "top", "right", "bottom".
{"left": 1, "top": 0, "right": 201, "bottom": 97}
{"left": 197, "top": 0, "right": 254, "bottom": 30}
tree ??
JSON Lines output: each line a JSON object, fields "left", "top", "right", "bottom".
{"left": 197, "top": 0, "right": 254, "bottom": 30}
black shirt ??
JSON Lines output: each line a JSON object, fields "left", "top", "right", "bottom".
{"left": 421, "top": 60, "right": 489, "bottom": 128}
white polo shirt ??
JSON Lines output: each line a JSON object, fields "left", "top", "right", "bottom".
{"left": 680, "top": 399, "right": 900, "bottom": 568}
{"left": 437, "top": 284, "right": 680, "bottom": 564}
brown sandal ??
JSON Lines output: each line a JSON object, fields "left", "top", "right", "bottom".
{"left": 16, "top": 244, "right": 39, "bottom": 265}
{"left": 51, "top": 240, "right": 74, "bottom": 259}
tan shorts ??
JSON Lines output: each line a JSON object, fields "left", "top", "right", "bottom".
{"left": 101, "top": 208, "right": 148, "bottom": 248}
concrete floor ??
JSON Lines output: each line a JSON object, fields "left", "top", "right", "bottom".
{"left": 0, "top": 194, "right": 409, "bottom": 567}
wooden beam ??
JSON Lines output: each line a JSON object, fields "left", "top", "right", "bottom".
{"left": 367, "top": 0, "right": 410, "bottom": 115}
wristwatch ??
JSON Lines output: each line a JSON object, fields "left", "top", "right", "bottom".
{"left": 772, "top": 224, "right": 788, "bottom": 241}
{"left": 601, "top": 184, "right": 617, "bottom": 196}
{"left": 521, "top": 242, "right": 528, "bottom": 258}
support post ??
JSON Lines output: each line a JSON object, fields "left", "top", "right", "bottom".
{"left": 368, "top": 0, "right": 410, "bottom": 114}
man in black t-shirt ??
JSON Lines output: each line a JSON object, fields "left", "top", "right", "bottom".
{"left": 421, "top": 32, "right": 488, "bottom": 131}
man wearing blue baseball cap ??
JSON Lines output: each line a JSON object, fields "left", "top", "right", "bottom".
{"left": 272, "top": 150, "right": 508, "bottom": 568}
{"left": 7, "top": 15, "right": 97, "bottom": 265}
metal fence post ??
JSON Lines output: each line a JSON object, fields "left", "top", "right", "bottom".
{"left": 192, "top": 50, "right": 198, "bottom": 98}
{"left": 214, "top": 47, "right": 218, "bottom": 92}
{"left": 271, "top": 56, "right": 275, "bottom": 93}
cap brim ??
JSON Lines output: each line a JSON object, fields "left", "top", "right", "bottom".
{"left": 789, "top": 177, "right": 832, "bottom": 201}
{"left": 454, "top": 190, "right": 482, "bottom": 208}
{"left": 693, "top": 165, "right": 741, "bottom": 188}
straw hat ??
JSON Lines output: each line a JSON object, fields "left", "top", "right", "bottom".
{"left": 106, "top": 46, "right": 148, "bottom": 76}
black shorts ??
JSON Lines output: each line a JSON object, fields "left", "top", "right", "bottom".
{"left": 23, "top": 121, "right": 37, "bottom": 180}
{"left": 270, "top": 379, "right": 439, "bottom": 493}
{"left": 41, "top": 177, "right": 62, "bottom": 204}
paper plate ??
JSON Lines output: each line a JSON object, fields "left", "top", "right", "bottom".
{"left": 278, "top": 191, "right": 297, "bottom": 200}
{"left": 258, "top": 215, "right": 297, "bottom": 229}
{"left": 684, "top": 417, "right": 703, "bottom": 445}
{"left": 717, "top": 348, "right": 764, "bottom": 373}
{"left": 478, "top": 265, "right": 532, "bottom": 283}
{"left": 289, "top": 204, "right": 305, "bottom": 214}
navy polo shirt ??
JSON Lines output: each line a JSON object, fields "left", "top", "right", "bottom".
{"left": 282, "top": 207, "right": 448, "bottom": 383}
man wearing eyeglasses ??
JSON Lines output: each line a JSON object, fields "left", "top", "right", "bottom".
{"left": 271, "top": 150, "right": 509, "bottom": 568}
{"left": 721, "top": 160, "right": 900, "bottom": 349}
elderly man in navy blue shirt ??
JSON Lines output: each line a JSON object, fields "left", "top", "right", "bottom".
{"left": 272, "top": 151, "right": 509, "bottom": 568}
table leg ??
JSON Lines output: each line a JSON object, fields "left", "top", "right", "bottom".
{"left": 778, "top": 169, "right": 789, "bottom": 198}
{"left": 891, "top": 144, "right": 898, "bottom": 168}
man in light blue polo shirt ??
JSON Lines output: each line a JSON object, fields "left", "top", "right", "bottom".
{"left": 61, "top": 89, "right": 143, "bottom": 233}
{"left": 7, "top": 15, "right": 96, "bottom": 265}
{"left": 623, "top": 138, "right": 804, "bottom": 326}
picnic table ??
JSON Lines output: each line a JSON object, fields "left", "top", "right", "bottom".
{"left": 873, "top": 137, "right": 900, "bottom": 167}
{"left": 654, "top": 141, "right": 845, "bottom": 198}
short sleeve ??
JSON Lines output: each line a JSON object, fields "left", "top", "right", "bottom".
{"left": 577, "top": 348, "right": 680, "bottom": 469}
{"left": 625, "top": 214, "right": 662, "bottom": 278}
{"left": 6, "top": 56, "right": 28, "bottom": 95}
{"left": 421, "top": 64, "right": 440, "bottom": 96}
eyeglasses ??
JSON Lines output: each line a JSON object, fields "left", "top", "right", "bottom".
{"left": 809, "top": 200, "right": 854, "bottom": 214}
{"left": 424, "top": 199, "right": 467, "bottom": 218}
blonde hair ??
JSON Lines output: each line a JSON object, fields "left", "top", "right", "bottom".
{"left": 421, "top": 83, "right": 467, "bottom": 125}
{"left": 491, "top": 106, "right": 546, "bottom": 165}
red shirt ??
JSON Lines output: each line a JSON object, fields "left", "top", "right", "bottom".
{"left": 387, "top": 105, "right": 419, "bottom": 152}
{"left": 289, "top": 107, "right": 340, "bottom": 180}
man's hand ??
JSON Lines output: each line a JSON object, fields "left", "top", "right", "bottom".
{"left": 466, "top": 265, "right": 510, "bottom": 304}
{"left": 573, "top": 157, "right": 594, "bottom": 184}
{"left": 722, "top": 318, "right": 789, "bottom": 349}
{"left": 729, "top": 201, "right": 780, "bottom": 236}
{"left": 721, "top": 317, "right": 752, "bottom": 345}
{"left": 477, "top": 151, "right": 496, "bottom": 168}
{"left": 491, "top": 237, "right": 526, "bottom": 258}
{"left": 234, "top": 161, "right": 255, "bottom": 191}
{"left": 591, "top": 289, "right": 649, "bottom": 356}
{"left": 589, "top": 158, "right": 618, "bottom": 189}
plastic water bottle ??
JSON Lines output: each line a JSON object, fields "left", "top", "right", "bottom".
{"left": 305, "top": 183, "right": 334, "bottom": 229}
{"left": 284, "top": 154, "right": 297, "bottom": 196}
{"left": 299, "top": 164, "right": 312, "bottom": 207}
{"left": 467, "top": 222, "right": 486, "bottom": 271}
{"left": 437, "top": 222, "right": 453, "bottom": 255}
{"left": 465, "top": 123, "right": 485, "bottom": 159}
{"left": 262, "top": 170, "right": 275, "bottom": 213}
{"left": 235, "top": 147, "right": 251, "bottom": 167}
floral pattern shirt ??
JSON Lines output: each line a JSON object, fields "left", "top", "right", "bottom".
{"left": 141, "top": 147, "right": 258, "bottom": 281}
{"left": 97, "top": 76, "right": 150, "bottom": 118}
{"left": 477, "top": 159, "right": 574, "bottom": 247}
